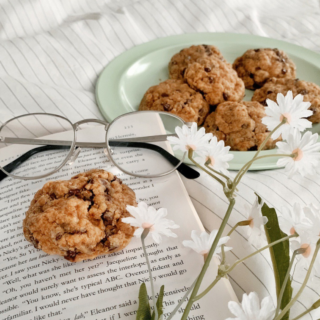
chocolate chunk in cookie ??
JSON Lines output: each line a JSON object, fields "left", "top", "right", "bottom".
{"left": 184, "top": 57, "right": 245, "bottom": 106}
{"left": 203, "top": 111, "right": 226, "bottom": 142}
{"left": 233, "top": 48, "right": 296, "bottom": 90}
{"left": 23, "top": 169, "right": 136, "bottom": 262}
{"left": 169, "top": 45, "right": 224, "bottom": 80}
{"left": 204, "top": 101, "right": 280, "bottom": 151}
{"left": 252, "top": 77, "right": 320, "bottom": 123}
{"left": 139, "top": 79, "right": 209, "bottom": 125}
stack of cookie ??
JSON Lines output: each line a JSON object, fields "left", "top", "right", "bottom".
{"left": 139, "top": 44, "right": 244, "bottom": 126}
{"left": 139, "top": 45, "right": 320, "bottom": 151}
{"left": 233, "top": 48, "right": 320, "bottom": 125}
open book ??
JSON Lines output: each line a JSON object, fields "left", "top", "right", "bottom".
{"left": 0, "top": 115, "right": 237, "bottom": 319}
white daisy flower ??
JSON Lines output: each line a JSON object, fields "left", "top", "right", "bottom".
{"left": 276, "top": 129, "right": 320, "bottom": 177}
{"left": 293, "top": 241, "right": 320, "bottom": 284}
{"left": 195, "top": 136, "right": 234, "bottom": 175}
{"left": 182, "top": 230, "right": 232, "bottom": 258}
{"left": 291, "top": 230, "right": 318, "bottom": 271}
{"left": 167, "top": 122, "right": 213, "bottom": 154}
{"left": 226, "top": 292, "right": 275, "bottom": 320}
{"left": 278, "top": 203, "right": 312, "bottom": 237}
{"left": 289, "top": 204, "right": 320, "bottom": 279}
{"left": 262, "top": 91, "right": 312, "bottom": 140}
{"left": 243, "top": 198, "right": 268, "bottom": 247}
{"left": 122, "top": 202, "right": 179, "bottom": 243}
{"left": 302, "top": 203, "right": 320, "bottom": 239}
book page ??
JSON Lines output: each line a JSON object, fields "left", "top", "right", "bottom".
{"left": 0, "top": 121, "right": 236, "bottom": 320}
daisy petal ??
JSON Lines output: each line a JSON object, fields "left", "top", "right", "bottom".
{"left": 277, "top": 129, "right": 320, "bottom": 178}
{"left": 167, "top": 122, "right": 212, "bottom": 154}
{"left": 227, "top": 293, "right": 275, "bottom": 320}
{"left": 183, "top": 229, "right": 231, "bottom": 257}
{"left": 122, "top": 202, "right": 179, "bottom": 243}
{"left": 262, "top": 91, "right": 312, "bottom": 139}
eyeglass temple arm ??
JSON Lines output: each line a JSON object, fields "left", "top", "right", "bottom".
{"left": 1, "top": 134, "right": 177, "bottom": 146}
{"left": 108, "top": 141, "right": 199, "bottom": 179}
{"left": 0, "top": 145, "right": 70, "bottom": 182}
{"left": 0, "top": 143, "right": 199, "bottom": 182}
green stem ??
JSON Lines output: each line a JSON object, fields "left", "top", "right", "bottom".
{"left": 291, "top": 308, "right": 313, "bottom": 320}
{"left": 221, "top": 245, "right": 226, "bottom": 265}
{"left": 227, "top": 220, "right": 251, "bottom": 236}
{"left": 275, "top": 248, "right": 305, "bottom": 317}
{"left": 194, "top": 276, "right": 222, "bottom": 301}
{"left": 196, "top": 234, "right": 297, "bottom": 301}
{"left": 231, "top": 118, "right": 286, "bottom": 190}
{"left": 231, "top": 153, "right": 292, "bottom": 194}
{"left": 224, "top": 234, "right": 297, "bottom": 275}
{"left": 234, "top": 153, "right": 291, "bottom": 183}
{"left": 291, "top": 299, "right": 320, "bottom": 320}
{"left": 204, "top": 162, "right": 232, "bottom": 184}
{"left": 141, "top": 229, "right": 158, "bottom": 320}
{"left": 274, "top": 241, "right": 320, "bottom": 320}
{"left": 253, "top": 119, "right": 286, "bottom": 160}
{"left": 166, "top": 280, "right": 197, "bottom": 320}
{"left": 180, "top": 198, "right": 236, "bottom": 320}
{"left": 188, "top": 150, "right": 227, "bottom": 190}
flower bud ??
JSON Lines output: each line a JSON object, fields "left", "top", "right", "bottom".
{"left": 312, "top": 299, "right": 320, "bottom": 309}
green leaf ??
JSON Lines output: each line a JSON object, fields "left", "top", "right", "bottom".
{"left": 257, "top": 194, "right": 293, "bottom": 320}
{"left": 136, "top": 283, "right": 152, "bottom": 320}
{"left": 151, "top": 285, "right": 165, "bottom": 320}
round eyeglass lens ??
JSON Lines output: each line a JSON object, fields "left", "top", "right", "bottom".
{"left": 0, "top": 114, "right": 74, "bottom": 179}
{"left": 106, "top": 112, "right": 186, "bottom": 177}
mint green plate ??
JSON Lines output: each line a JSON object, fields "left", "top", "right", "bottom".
{"left": 95, "top": 33, "right": 320, "bottom": 171}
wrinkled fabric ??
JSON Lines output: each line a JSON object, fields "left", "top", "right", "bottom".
{"left": 0, "top": 1, "right": 319, "bottom": 318}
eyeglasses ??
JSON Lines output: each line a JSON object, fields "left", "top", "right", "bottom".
{"left": 0, "top": 111, "right": 199, "bottom": 182}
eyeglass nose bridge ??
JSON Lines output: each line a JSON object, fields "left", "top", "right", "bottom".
{"left": 74, "top": 119, "right": 109, "bottom": 128}
{"left": 67, "top": 147, "right": 81, "bottom": 166}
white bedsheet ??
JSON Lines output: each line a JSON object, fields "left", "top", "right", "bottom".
{"left": 0, "top": 0, "right": 319, "bottom": 318}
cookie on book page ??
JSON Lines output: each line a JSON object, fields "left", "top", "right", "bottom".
{"left": 168, "top": 44, "right": 224, "bottom": 80}
{"left": 23, "top": 169, "right": 136, "bottom": 262}
{"left": 233, "top": 48, "right": 296, "bottom": 89}
{"left": 139, "top": 79, "right": 209, "bottom": 125}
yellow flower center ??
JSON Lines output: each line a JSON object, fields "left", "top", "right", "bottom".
{"left": 290, "top": 227, "right": 296, "bottom": 235}
{"left": 203, "top": 252, "right": 209, "bottom": 262}
{"left": 301, "top": 244, "right": 312, "bottom": 258}
{"left": 280, "top": 113, "right": 292, "bottom": 124}
{"left": 206, "top": 156, "right": 215, "bottom": 167}
{"left": 142, "top": 222, "right": 154, "bottom": 231}
{"left": 186, "top": 144, "right": 197, "bottom": 151}
{"left": 292, "top": 148, "right": 303, "bottom": 161}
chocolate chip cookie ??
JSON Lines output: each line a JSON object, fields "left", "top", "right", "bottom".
{"left": 233, "top": 48, "right": 296, "bottom": 90}
{"left": 139, "top": 79, "right": 209, "bottom": 125}
{"left": 204, "top": 101, "right": 280, "bottom": 151}
{"left": 23, "top": 169, "right": 136, "bottom": 262}
{"left": 184, "top": 57, "right": 245, "bottom": 106}
{"left": 252, "top": 77, "right": 320, "bottom": 123}
{"left": 169, "top": 44, "right": 224, "bottom": 80}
